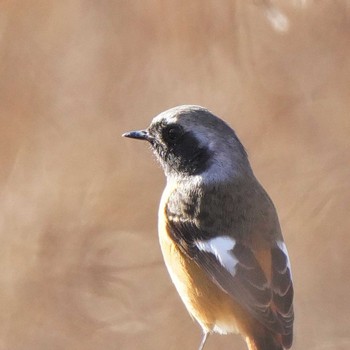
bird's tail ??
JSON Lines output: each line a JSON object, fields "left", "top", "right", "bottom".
{"left": 244, "top": 316, "right": 292, "bottom": 350}
{"left": 246, "top": 333, "right": 283, "bottom": 350}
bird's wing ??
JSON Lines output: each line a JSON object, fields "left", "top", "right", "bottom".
{"left": 166, "top": 219, "right": 294, "bottom": 344}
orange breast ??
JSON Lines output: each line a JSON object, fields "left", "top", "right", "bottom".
{"left": 158, "top": 210, "right": 254, "bottom": 337}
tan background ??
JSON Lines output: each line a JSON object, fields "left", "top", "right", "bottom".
{"left": 0, "top": 1, "right": 349, "bottom": 349}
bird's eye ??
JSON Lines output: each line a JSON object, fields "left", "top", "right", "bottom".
{"left": 164, "top": 125, "right": 183, "bottom": 143}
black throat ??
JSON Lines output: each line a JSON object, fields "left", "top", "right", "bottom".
{"left": 161, "top": 130, "right": 212, "bottom": 176}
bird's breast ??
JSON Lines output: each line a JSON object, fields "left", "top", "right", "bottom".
{"left": 157, "top": 183, "right": 244, "bottom": 334}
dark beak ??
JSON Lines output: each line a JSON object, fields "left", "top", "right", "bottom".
{"left": 122, "top": 130, "right": 151, "bottom": 141}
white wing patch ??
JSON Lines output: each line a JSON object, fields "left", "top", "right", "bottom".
{"left": 195, "top": 236, "right": 238, "bottom": 275}
{"left": 277, "top": 240, "right": 293, "bottom": 279}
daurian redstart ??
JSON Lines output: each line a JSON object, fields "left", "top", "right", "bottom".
{"left": 123, "top": 105, "right": 294, "bottom": 350}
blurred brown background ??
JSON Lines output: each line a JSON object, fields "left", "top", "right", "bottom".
{"left": 0, "top": 1, "right": 349, "bottom": 349}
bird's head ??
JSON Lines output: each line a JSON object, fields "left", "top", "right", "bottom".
{"left": 123, "top": 105, "right": 252, "bottom": 183}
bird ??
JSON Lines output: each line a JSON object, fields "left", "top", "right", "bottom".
{"left": 122, "top": 105, "right": 294, "bottom": 350}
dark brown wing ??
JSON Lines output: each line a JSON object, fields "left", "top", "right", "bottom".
{"left": 271, "top": 245, "right": 294, "bottom": 348}
{"left": 167, "top": 219, "right": 294, "bottom": 345}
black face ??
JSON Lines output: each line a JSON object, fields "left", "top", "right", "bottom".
{"left": 149, "top": 122, "right": 212, "bottom": 176}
